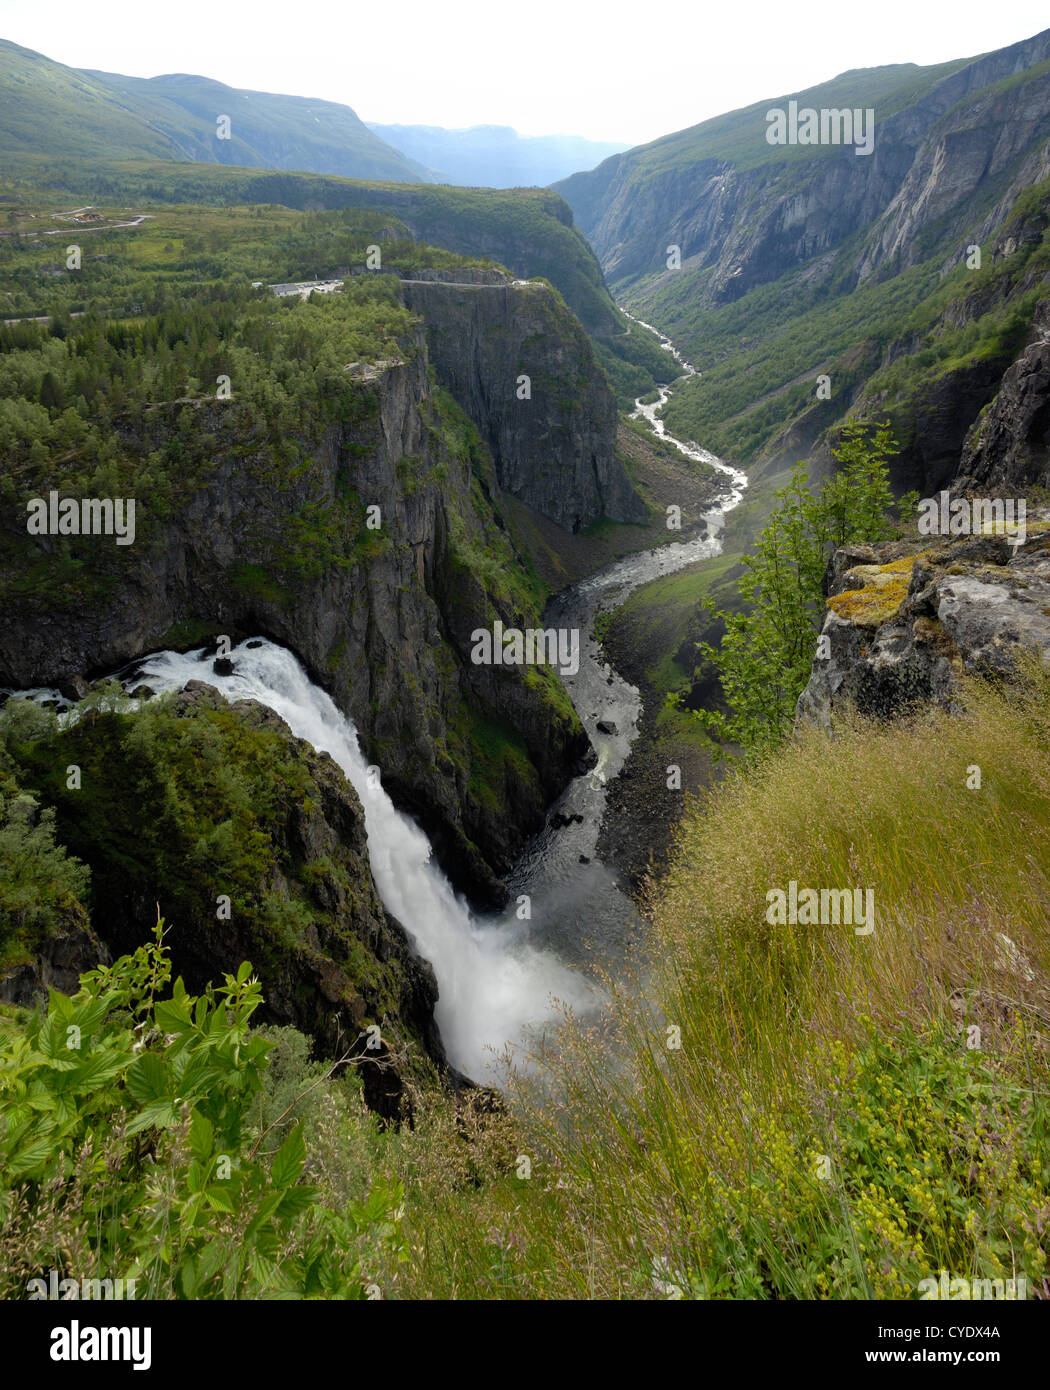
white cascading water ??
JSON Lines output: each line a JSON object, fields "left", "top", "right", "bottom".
{"left": 132, "top": 640, "right": 598, "bottom": 1081}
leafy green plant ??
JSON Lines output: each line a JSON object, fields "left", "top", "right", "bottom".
{"left": 0, "top": 921, "right": 405, "bottom": 1299}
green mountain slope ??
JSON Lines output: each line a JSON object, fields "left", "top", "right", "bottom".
{"left": 555, "top": 27, "right": 1050, "bottom": 485}
{"left": 0, "top": 38, "right": 424, "bottom": 182}
{"left": 0, "top": 39, "right": 177, "bottom": 161}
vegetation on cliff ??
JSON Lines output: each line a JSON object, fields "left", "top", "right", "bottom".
{"left": 0, "top": 196, "right": 601, "bottom": 891}
{"left": 690, "top": 420, "right": 911, "bottom": 752}
{"left": 0, "top": 686, "right": 440, "bottom": 1073}
{"left": 556, "top": 30, "right": 1050, "bottom": 483}
{"left": 655, "top": 182, "right": 1050, "bottom": 478}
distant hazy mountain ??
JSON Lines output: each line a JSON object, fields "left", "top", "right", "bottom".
{"left": 366, "top": 123, "right": 629, "bottom": 187}
{"left": 0, "top": 38, "right": 425, "bottom": 182}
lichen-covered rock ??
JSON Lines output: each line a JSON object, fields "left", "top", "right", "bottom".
{"left": 796, "top": 521, "right": 1050, "bottom": 729}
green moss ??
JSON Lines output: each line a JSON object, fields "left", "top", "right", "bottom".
{"left": 460, "top": 712, "right": 538, "bottom": 815}
{"left": 158, "top": 616, "right": 228, "bottom": 651}
{"left": 230, "top": 562, "right": 291, "bottom": 605}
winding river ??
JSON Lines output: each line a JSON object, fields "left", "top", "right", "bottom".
{"left": 506, "top": 316, "right": 747, "bottom": 974}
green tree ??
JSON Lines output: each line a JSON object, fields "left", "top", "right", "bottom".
{"left": 37, "top": 371, "right": 64, "bottom": 412}
{"left": 692, "top": 419, "right": 904, "bottom": 753}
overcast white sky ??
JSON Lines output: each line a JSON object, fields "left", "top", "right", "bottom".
{"left": 1, "top": 0, "right": 1048, "bottom": 144}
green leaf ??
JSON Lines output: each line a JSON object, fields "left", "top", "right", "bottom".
{"left": 244, "top": 1191, "right": 284, "bottom": 1242}
{"left": 154, "top": 997, "right": 193, "bottom": 1036}
{"left": 7, "top": 1132, "right": 54, "bottom": 1179}
{"left": 204, "top": 1184, "right": 236, "bottom": 1213}
{"left": 125, "top": 1052, "right": 173, "bottom": 1105}
{"left": 66, "top": 1047, "right": 134, "bottom": 1094}
{"left": 270, "top": 1124, "right": 306, "bottom": 1190}
{"left": 124, "top": 1099, "right": 179, "bottom": 1136}
{"left": 188, "top": 1109, "right": 214, "bottom": 1162}
{"left": 275, "top": 1185, "right": 319, "bottom": 1220}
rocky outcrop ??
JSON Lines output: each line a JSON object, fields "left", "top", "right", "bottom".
{"left": 400, "top": 274, "right": 645, "bottom": 531}
{"left": 956, "top": 298, "right": 1050, "bottom": 494}
{"left": 0, "top": 327, "right": 592, "bottom": 908}
{"left": 796, "top": 522, "right": 1050, "bottom": 729}
{"left": 0, "top": 918, "right": 110, "bottom": 1007}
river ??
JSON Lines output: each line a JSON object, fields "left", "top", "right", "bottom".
{"left": 506, "top": 317, "right": 747, "bottom": 979}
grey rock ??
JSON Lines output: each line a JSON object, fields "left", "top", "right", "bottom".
{"left": 400, "top": 277, "right": 645, "bottom": 531}
{"left": 796, "top": 526, "right": 1050, "bottom": 729}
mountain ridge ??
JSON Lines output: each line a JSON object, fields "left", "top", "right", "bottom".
{"left": 0, "top": 38, "right": 426, "bottom": 182}
{"left": 366, "top": 122, "right": 628, "bottom": 188}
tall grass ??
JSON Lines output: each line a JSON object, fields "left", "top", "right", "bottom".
{"left": 365, "top": 665, "right": 1050, "bottom": 1298}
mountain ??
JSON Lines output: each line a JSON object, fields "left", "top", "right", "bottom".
{"left": 0, "top": 38, "right": 424, "bottom": 182}
{"left": 554, "top": 28, "right": 1050, "bottom": 491}
{"left": 0, "top": 150, "right": 672, "bottom": 405}
{"left": 365, "top": 123, "right": 628, "bottom": 188}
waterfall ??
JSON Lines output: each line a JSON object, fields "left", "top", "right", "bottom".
{"left": 131, "top": 640, "right": 597, "bottom": 1082}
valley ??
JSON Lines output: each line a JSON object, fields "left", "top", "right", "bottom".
{"left": 0, "top": 15, "right": 1048, "bottom": 1313}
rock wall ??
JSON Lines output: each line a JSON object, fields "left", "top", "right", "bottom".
{"left": 796, "top": 523, "right": 1050, "bottom": 730}
{"left": 563, "top": 30, "right": 1050, "bottom": 304}
{"left": 399, "top": 274, "right": 645, "bottom": 531}
{"left": 956, "top": 298, "right": 1050, "bottom": 495}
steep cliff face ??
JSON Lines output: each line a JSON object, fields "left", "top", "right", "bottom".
{"left": 560, "top": 30, "right": 1050, "bottom": 305}
{"left": 399, "top": 273, "right": 645, "bottom": 531}
{"left": 0, "top": 326, "right": 593, "bottom": 907}
{"left": 956, "top": 297, "right": 1050, "bottom": 494}
{"left": 0, "top": 683, "right": 444, "bottom": 1118}
{"left": 555, "top": 29, "right": 1050, "bottom": 487}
